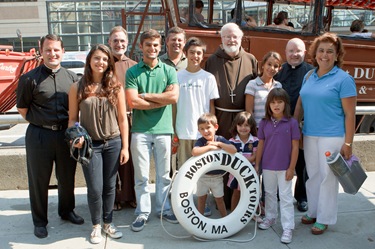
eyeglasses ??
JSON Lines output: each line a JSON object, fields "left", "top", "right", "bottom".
{"left": 221, "top": 35, "right": 242, "bottom": 41}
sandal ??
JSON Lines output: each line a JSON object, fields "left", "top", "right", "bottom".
{"left": 311, "top": 222, "right": 328, "bottom": 235}
{"left": 301, "top": 214, "right": 316, "bottom": 224}
{"left": 129, "top": 201, "right": 137, "bottom": 208}
{"left": 113, "top": 202, "right": 122, "bottom": 211}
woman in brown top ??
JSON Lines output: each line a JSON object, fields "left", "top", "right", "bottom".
{"left": 68, "top": 44, "right": 128, "bottom": 244}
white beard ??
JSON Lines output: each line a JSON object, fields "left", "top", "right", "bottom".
{"left": 223, "top": 44, "right": 240, "bottom": 54}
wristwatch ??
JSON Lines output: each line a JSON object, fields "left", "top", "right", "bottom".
{"left": 344, "top": 142, "right": 352, "bottom": 147}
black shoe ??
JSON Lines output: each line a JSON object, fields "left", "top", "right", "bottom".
{"left": 297, "top": 201, "right": 308, "bottom": 212}
{"left": 61, "top": 211, "right": 84, "bottom": 225}
{"left": 34, "top": 226, "right": 48, "bottom": 238}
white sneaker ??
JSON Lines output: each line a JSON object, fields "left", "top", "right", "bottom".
{"left": 258, "top": 218, "right": 276, "bottom": 230}
{"left": 281, "top": 229, "right": 293, "bottom": 244}
{"left": 90, "top": 225, "right": 102, "bottom": 244}
{"left": 103, "top": 223, "right": 122, "bottom": 239}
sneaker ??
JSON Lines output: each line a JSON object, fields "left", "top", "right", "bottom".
{"left": 131, "top": 215, "right": 147, "bottom": 232}
{"left": 252, "top": 215, "right": 264, "bottom": 223}
{"left": 258, "top": 218, "right": 276, "bottom": 230}
{"left": 90, "top": 225, "right": 102, "bottom": 244}
{"left": 204, "top": 206, "right": 212, "bottom": 217}
{"left": 103, "top": 223, "right": 122, "bottom": 239}
{"left": 281, "top": 229, "right": 293, "bottom": 244}
{"left": 160, "top": 213, "right": 179, "bottom": 224}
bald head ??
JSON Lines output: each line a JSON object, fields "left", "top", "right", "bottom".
{"left": 285, "top": 38, "right": 306, "bottom": 67}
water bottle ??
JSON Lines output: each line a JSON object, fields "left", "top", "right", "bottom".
{"left": 325, "top": 151, "right": 349, "bottom": 176}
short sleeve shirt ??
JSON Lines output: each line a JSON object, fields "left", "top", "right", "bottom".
{"left": 176, "top": 69, "right": 219, "bottom": 139}
{"left": 16, "top": 65, "right": 77, "bottom": 126}
{"left": 194, "top": 135, "right": 231, "bottom": 174}
{"left": 300, "top": 66, "right": 357, "bottom": 137}
{"left": 258, "top": 117, "right": 300, "bottom": 170}
{"left": 159, "top": 53, "right": 187, "bottom": 71}
{"left": 126, "top": 59, "right": 178, "bottom": 134}
{"left": 229, "top": 134, "right": 259, "bottom": 163}
{"left": 245, "top": 76, "right": 282, "bottom": 126}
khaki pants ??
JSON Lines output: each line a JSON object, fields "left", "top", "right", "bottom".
{"left": 177, "top": 139, "right": 196, "bottom": 170}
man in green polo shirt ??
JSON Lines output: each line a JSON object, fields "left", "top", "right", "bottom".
{"left": 125, "top": 29, "right": 179, "bottom": 232}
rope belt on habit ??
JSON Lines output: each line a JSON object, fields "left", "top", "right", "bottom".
{"left": 215, "top": 107, "right": 245, "bottom": 113}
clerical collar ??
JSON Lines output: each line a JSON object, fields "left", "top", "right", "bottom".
{"left": 289, "top": 62, "right": 303, "bottom": 70}
{"left": 43, "top": 64, "right": 60, "bottom": 74}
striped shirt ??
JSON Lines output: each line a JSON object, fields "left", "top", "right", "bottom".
{"left": 244, "top": 76, "right": 282, "bottom": 126}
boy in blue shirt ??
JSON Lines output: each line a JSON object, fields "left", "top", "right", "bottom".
{"left": 192, "top": 113, "right": 237, "bottom": 217}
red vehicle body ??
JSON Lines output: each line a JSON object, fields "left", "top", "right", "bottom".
{"left": 0, "top": 46, "right": 41, "bottom": 113}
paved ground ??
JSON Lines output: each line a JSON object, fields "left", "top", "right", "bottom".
{"left": 0, "top": 173, "right": 374, "bottom": 249}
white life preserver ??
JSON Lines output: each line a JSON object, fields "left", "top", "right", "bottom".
{"left": 171, "top": 151, "right": 260, "bottom": 240}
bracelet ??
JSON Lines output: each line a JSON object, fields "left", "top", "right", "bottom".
{"left": 344, "top": 142, "right": 352, "bottom": 147}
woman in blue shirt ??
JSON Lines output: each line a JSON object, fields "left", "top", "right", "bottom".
{"left": 294, "top": 33, "right": 357, "bottom": 235}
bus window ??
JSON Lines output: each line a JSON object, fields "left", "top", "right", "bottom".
{"left": 330, "top": 8, "right": 375, "bottom": 34}
{"left": 272, "top": 2, "right": 314, "bottom": 31}
{"left": 177, "top": 0, "right": 223, "bottom": 25}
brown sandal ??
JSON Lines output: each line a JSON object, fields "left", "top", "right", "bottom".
{"left": 311, "top": 222, "right": 328, "bottom": 235}
{"left": 301, "top": 214, "right": 316, "bottom": 224}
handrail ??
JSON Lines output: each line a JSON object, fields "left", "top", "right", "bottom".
{"left": 356, "top": 106, "right": 375, "bottom": 115}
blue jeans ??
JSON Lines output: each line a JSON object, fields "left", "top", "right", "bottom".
{"left": 82, "top": 136, "right": 121, "bottom": 225}
{"left": 130, "top": 133, "right": 172, "bottom": 219}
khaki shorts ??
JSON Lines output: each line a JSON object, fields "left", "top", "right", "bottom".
{"left": 196, "top": 175, "right": 224, "bottom": 198}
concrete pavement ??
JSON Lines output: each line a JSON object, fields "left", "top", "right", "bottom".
{"left": 0, "top": 173, "right": 375, "bottom": 249}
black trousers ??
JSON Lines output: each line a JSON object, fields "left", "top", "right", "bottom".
{"left": 294, "top": 149, "right": 308, "bottom": 202}
{"left": 26, "top": 124, "right": 77, "bottom": 227}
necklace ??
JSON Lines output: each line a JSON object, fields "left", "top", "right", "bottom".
{"left": 223, "top": 57, "right": 243, "bottom": 104}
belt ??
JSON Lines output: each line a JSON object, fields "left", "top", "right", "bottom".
{"left": 40, "top": 124, "right": 65, "bottom": 131}
{"left": 215, "top": 107, "right": 244, "bottom": 113}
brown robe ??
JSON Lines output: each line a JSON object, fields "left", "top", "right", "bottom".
{"left": 205, "top": 46, "right": 258, "bottom": 139}
{"left": 115, "top": 56, "right": 137, "bottom": 207}
{"left": 205, "top": 46, "right": 258, "bottom": 209}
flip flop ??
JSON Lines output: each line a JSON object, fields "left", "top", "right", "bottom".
{"left": 311, "top": 222, "right": 328, "bottom": 235}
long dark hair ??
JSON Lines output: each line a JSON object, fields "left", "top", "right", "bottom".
{"left": 264, "top": 88, "right": 291, "bottom": 120}
{"left": 77, "top": 44, "right": 120, "bottom": 106}
{"left": 230, "top": 111, "right": 257, "bottom": 137}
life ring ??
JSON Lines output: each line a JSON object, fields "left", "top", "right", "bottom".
{"left": 171, "top": 151, "right": 260, "bottom": 240}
